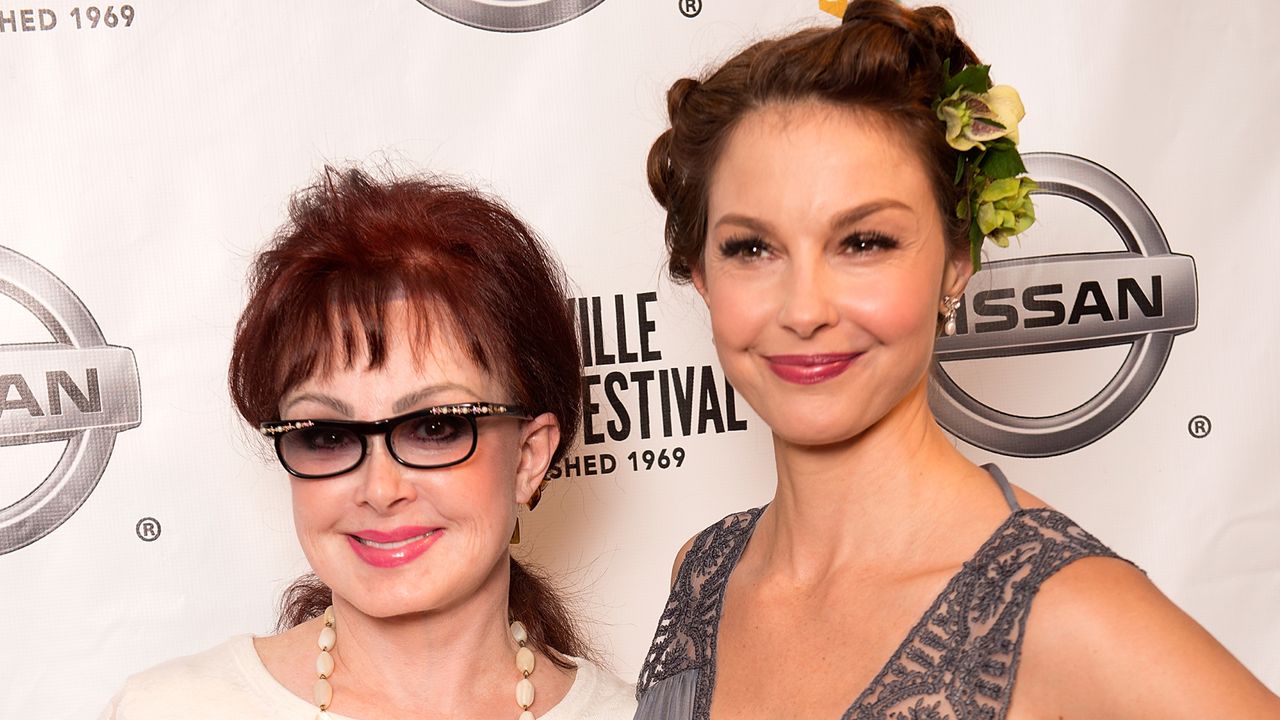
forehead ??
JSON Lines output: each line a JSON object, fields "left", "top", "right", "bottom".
{"left": 286, "top": 299, "right": 504, "bottom": 402}
{"left": 708, "top": 101, "right": 935, "bottom": 220}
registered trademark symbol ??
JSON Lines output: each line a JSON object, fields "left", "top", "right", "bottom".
{"left": 135, "top": 517, "right": 161, "bottom": 542}
{"left": 1187, "top": 415, "right": 1211, "bottom": 439}
{"left": 679, "top": 0, "right": 702, "bottom": 18}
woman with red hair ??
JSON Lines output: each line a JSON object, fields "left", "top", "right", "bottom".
{"left": 102, "top": 168, "right": 635, "bottom": 720}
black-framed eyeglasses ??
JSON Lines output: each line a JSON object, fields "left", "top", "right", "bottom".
{"left": 258, "top": 402, "right": 533, "bottom": 479}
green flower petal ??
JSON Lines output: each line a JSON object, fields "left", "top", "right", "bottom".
{"left": 979, "top": 177, "right": 1021, "bottom": 203}
{"left": 976, "top": 202, "right": 999, "bottom": 235}
{"left": 939, "top": 105, "right": 968, "bottom": 145}
{"left": 1012, "top": 214, "right": 1034, "bottom": 235}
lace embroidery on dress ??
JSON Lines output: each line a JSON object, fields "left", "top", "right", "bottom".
{"left": 635, "top": 507, "right": 763, "bottom": 718}
{"left": 635, "top": 507, "right": 1127, "bottom": 720}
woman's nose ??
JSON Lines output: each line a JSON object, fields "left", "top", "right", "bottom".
{"left": 355, "top": 438, "right": 416, "bottom": 512}
{"left": 777, "top": 259, "right": 838, "bottom": 338}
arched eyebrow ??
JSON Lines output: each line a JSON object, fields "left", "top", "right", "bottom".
{"left": 280, "top": 383, "right": 477, "bottom": 418}
{"left": 391, "top": 383, "right": 477, "bottom": 414}
{"left": 281, "top": 393, "right": 351, "bottom": 417}
{"left": 712, "top": 198, "right": 913, "bottom": 235}
{"left": 712, "top": 213, "right": 772, "bottom": 235}
{"left": 828, "top": 199, "right": 912, "bottom": 229}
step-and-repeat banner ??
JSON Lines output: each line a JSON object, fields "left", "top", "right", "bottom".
{"left": 2, "top": 1, "right": 1277, "bottom": 716}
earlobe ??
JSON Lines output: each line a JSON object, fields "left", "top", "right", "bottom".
{"left": 515, "top": 413, "right": 560, "bottom": 506}
{"left": 943, "top": 249, "right": 975, "bottom": 299}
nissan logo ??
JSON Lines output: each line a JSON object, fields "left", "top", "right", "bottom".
{"left": 416, "top": 0, "right": 606, "bottom": 32}
{"left": 929, "top": 153, "right": 1198, "bottom": 457}
{"left": 0, "top": 245, "right": 141, "bottom": 554}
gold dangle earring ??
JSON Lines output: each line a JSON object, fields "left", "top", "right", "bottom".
{"left": 527, "top": 479, "right": 548, "bottom": 511}
{"left": 512, "top": 478, "right": 550, "bottom": 544}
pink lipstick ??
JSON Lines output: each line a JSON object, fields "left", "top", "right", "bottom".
{"left": 765, "top": 353, "right": 860, "bottom": 385}
{"left": 347, "top": 526, "right": 441, "bottom": 568}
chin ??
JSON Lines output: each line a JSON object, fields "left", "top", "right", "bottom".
{"left": 765, "top": 410, "right": 874, "bottom": 449}
{"left": 340, "top": 554, "right": 508, "bottom": 619}
{"left": 776, "top": 428, "right": 865, "bottom": 449}
{"left": 336, "top": 581, "right": 455, "bottom": 619}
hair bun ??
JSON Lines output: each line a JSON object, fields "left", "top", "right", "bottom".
{"left": 646, "top": 128, "right": 678, "bottom": 209}
{"left": 666, "top": 76, "right": 702, "bottom": 120}
{"left": 913, "top": 5, "right": 973, "bottom": 70}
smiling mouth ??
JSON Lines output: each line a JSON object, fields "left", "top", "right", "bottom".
{"left": 347, "top": 528, "right": 443, "bottom": 568}
{"left": 764, "top": 353, "right": 862, "bottom": 384}
{"left": 350, "top": 530, "right": 438, "bottom": 550}
{"left": 766, "top": 353, "right": 859, "bottom": 365}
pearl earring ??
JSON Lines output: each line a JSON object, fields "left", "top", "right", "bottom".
{"left": 941, "top": 295, "right": 960, "bottom": 337}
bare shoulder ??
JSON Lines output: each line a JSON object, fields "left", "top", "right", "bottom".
{"left": 1014, "top": 555, "right": 1280, "bottom": 718}
{"left": 1010, "top": 484, "right": 1049, "bottom": 511}
{"left": 669, "top": 532, "right": 698, "bottom": 587}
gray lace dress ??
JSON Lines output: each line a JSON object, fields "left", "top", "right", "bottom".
{"left": 633, "top": 466, "right": 1130, "bottom": 720}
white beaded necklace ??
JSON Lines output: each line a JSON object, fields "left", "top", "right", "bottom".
{"left": 312, "top": 605, "right": 539, "bottom": 720}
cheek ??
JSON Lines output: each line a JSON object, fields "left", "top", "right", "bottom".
{"left": 840, "top": 271, "right": 939, "bottom": 343}
{"left": 290, "top": 481, "right": 346, "bottom": 557}
{"left": 431, "top": 440, "right": 521, "bottom": 527}
{"left": 433, "top": 471, "right": 510, "bottom": 524}
{"left": 704, "top": 277, "right": 772, "bottom": 349}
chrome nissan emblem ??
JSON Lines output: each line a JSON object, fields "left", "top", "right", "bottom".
{"left": 0, "top": 246, "right": 141, "bottom": 554}
{"left": 416, "top": 0, "right": 605, "bottom": 32}
{"left": 930, "top": 153, "right": 1198, "bottom": 457}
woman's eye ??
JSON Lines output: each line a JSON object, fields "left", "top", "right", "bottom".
{"left": 299, "top": 428, "right": 357, "bottom": 452}
{"left": 842, "top": 232, "right": 899, "bottom": 254}
{"left": 404, "top": 416, "right": 466, "bottom": 445}
{"left": 719, "top": 236, "right": 771, "bottom": 260}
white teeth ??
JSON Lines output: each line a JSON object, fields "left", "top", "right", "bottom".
{"left": 353, "top": 531, "right": 436, "bottom": 550}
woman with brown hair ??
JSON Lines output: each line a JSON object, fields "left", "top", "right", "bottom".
{"left": 102, "top": 168, "right": 635, "bottom": 719}
{"left": 634, "top": 1, "right": 1280, "bottom": 718}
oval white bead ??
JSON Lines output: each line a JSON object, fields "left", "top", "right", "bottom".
{"left": 316, "top": 713, "right": 332, "bottom": 720}
{"left": 516, "top": 677, "right": 535, "bottom": 708}
{"left": 323, "top": 606, "right": 335, "bottom": 626}
{"left": 519, "top": 711, "right": 535, "bottom": 720}
{"left": 509, "top": 620, "right": 528, "bottom": 645}
{"left": 313, "top": 678, "right": 333, "bottom": 709}
{"left": 516, "top": 646, "right": 535, "bottom": 675}
{"left": 318, "top": 625, "right": 336, "bottom": 652}
{"left": 316, "top": 650, "right": 335, "bottom": 678}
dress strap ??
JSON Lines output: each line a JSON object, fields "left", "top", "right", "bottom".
{"left": 982, "top": 463, "right": 1021, "bottom": 512}
{"left": 635, "top": 507, "right": 765, "bottom": 703}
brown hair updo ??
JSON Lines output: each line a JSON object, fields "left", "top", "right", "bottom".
{"left": 229, "top": 167, "right": 588, "bottom": 667}
{"left": 648, "top": 0, "right": 981, "bottom": 282}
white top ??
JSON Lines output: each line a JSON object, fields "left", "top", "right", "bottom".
{"left": 101, "top": 634, "right": 637, "bottom": 720}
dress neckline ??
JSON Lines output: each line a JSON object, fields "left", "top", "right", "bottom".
{"left": 698, "top": 502, "right": 1050, "bottom": 720}
{"left": 235, "top": 633, "right": 597, "bottom": 719}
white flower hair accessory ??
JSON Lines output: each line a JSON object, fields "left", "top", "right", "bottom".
{"left": 934, "top": 61, "right": 1037, "bottom": 270}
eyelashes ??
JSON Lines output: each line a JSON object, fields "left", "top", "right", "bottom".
{"left": 716, "top": 231, "right": 900, "bottom": 260}
{"left": 841, "top": 231, "right": 899, "bottom": 254}
{"left": 718, "top": 236, "right": 769, "bottom": 259}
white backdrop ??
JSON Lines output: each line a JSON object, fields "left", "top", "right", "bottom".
{"left": 1, "top": 1, "right": 1277, "bottom": 717}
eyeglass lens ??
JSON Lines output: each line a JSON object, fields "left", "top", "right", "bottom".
{"left": 277, "top": 414, "right": 476, "bottom": 477}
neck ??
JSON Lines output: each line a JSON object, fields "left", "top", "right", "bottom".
{"left": 759, "top": 378, "right": 984, "bottom": 581}
{"left": 329, "top": 553, "right": 517, "bottom": 712}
